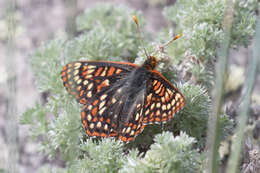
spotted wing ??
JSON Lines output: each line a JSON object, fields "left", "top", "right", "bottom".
{"left": 117, "top": 89, "right": 146, "bottom": 143}
{"left": 81, "top": 88, "right": 146, "bottom": 143}
{"left": 143, "top": 70, "right": 185, "bottom": 125}
{"left": 61, "top": 61, "right": 137, "bottom": 104}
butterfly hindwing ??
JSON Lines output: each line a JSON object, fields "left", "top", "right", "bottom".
{"left": 80, "top": 80, "right": 146, "bottom": 142}
{"left": 143, "top": 70, "right": 185, "bottom": 125}
{"left": 117, "top": 89, "right": 146, "bottom": 142}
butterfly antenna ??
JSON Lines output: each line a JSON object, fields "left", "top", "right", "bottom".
{"left": 161, "top": 34, "right": 181, "bottom": 48}
{"left": 152, "top": 34, "right": 181, "bottom": 55}
{"left": 133, "top": 16, "right": 149, "bottom": 58}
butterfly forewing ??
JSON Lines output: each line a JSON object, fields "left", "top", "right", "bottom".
{"left": 143, "top": 70, "right": 185, "bottom": 125}
{"left": 61, "top": 61, "right": 137, "bottom": 105}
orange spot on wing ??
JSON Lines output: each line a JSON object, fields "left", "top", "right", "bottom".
{"left": 154, "top": 81, "right": 161, "bottom": 90}
{"left": 97, "top": 80, "right": 109, "bottom": 92}
{"left": 63, "top": 66, "right": 67, "bottom": 71}
{"left": 100, "top": 117, "right": 104, "bottom": 122}
{"left": 61, "top": 71, "right": 66, "bottom": 76}
{"left": 82, "top": 71, "right": 88, "bottom": 76}
{"left": 80, "top": 98, "right": 87, "bottom": 104}
{"left": 93, "top": 117, "right": 98, "bottom": 122}
{"left": 81, "top": 111, "right": 86, "bottom": 119}
{"left": 63, "top": 77, "right": 67, "bottom": 82}
{"left": 155, "top": 117, "right": 160, "bottom": 122}
{"left": 143, "top": 117, "right": 148, "bottom": 123}
{"left": 159, "top": 87, "right": 165, "bottom": 96}
{"left": 95, "top": 67, "right": 103, "bottom": 76}
{"left": 93, "top": 99, "right": 99, "bottom": 106}
{"left": 92, "top": 107, "right": 97, "bottom": 115}
{"left": 77, "top": 86, "right": 82, "bottom": 91}
{"left": 86, "top": 130, "right": 92, "bottom": 136}
{"left": 79, "top": 90, "right": 84, "bottom": 97}
{"left": 145, "top": 102, "right": 150, "bottom": 108}
{"left": 101, "top": 133, "right": 107, "bottom": 137}
{"left": 147, "top": 93, "right": 152, "bottom": 101}
{"left": 120, "top": 136, "right": 127, "bottom": 142}
{"left": 115, "top": 69, "right": 122, "bottom": 74}
{"left": 82, "top": 120, "right": 88, "bottom": 128}
{"left": 109, "top": 132, "right": 118, "bottom": 137}
{"left": 127, "top": 137, "right": 134, "bottom": 141}
{"left": 106, "top": 118, "right": 111, "bottom": 124}
{"left": 108, "top": 67, "right": 116, "bottom": 76}
{"left": 149, "top": 112, "right": 154, "bottom": 118}
{"left": 93, "top": 131, "right": 99, "bottom": 136}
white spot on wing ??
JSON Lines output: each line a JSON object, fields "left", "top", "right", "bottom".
{"left": 74, "top": 63, "right": 81, "bottom": 69}
{"left": 126, "top": 127, "right": 131, "bottom": 133}
{"left": 87, "top": 114, "right": 92, "bottom": 121}
{"left": 97, "top": 122, "right": 102, "bottom": 128}
{"left": 89, "top": 123, "right": 94, "bottom": 129}
{"left": 100, "top": 94, "right": 107, "bottom": 101}
{"left": 73, "top": 69, "right": 79, "bottom": 75}
{"left": 83, "top": 80, "right": 88, "bottom": 85}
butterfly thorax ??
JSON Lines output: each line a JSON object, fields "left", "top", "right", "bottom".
{"left": 141, "top": 56, "right": 158, "bottom": 70}
{"left": 126, "top": 67, "right": 150, "bottom": 89}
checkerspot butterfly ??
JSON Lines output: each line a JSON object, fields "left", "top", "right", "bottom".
{"left": 61, "top": 16, "right": 185, "bottom": 143}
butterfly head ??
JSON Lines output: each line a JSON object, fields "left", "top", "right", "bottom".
{"left": 142, "top": 56, "right": 158, "bottom": 70}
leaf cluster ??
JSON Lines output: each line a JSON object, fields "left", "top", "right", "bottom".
{"left": 162, "top": 0, "right": 258, "bottom": 89}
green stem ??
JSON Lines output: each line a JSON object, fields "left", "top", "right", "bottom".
{"left": 226, "top": 13, "right": 260, "bottom": 173}
{"left": 205, "top": 0, "right": 235, "bottom": 172}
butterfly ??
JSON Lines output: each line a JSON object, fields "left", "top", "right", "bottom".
{"left": 61, "top": 16, "right": 185, "bottom": 143}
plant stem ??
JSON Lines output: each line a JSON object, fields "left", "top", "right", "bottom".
{"left": 226, "top": 13, "right": 260, "bottom": 173}
{"left": 205, "top": 0, "right": 235, "bottom": 172}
